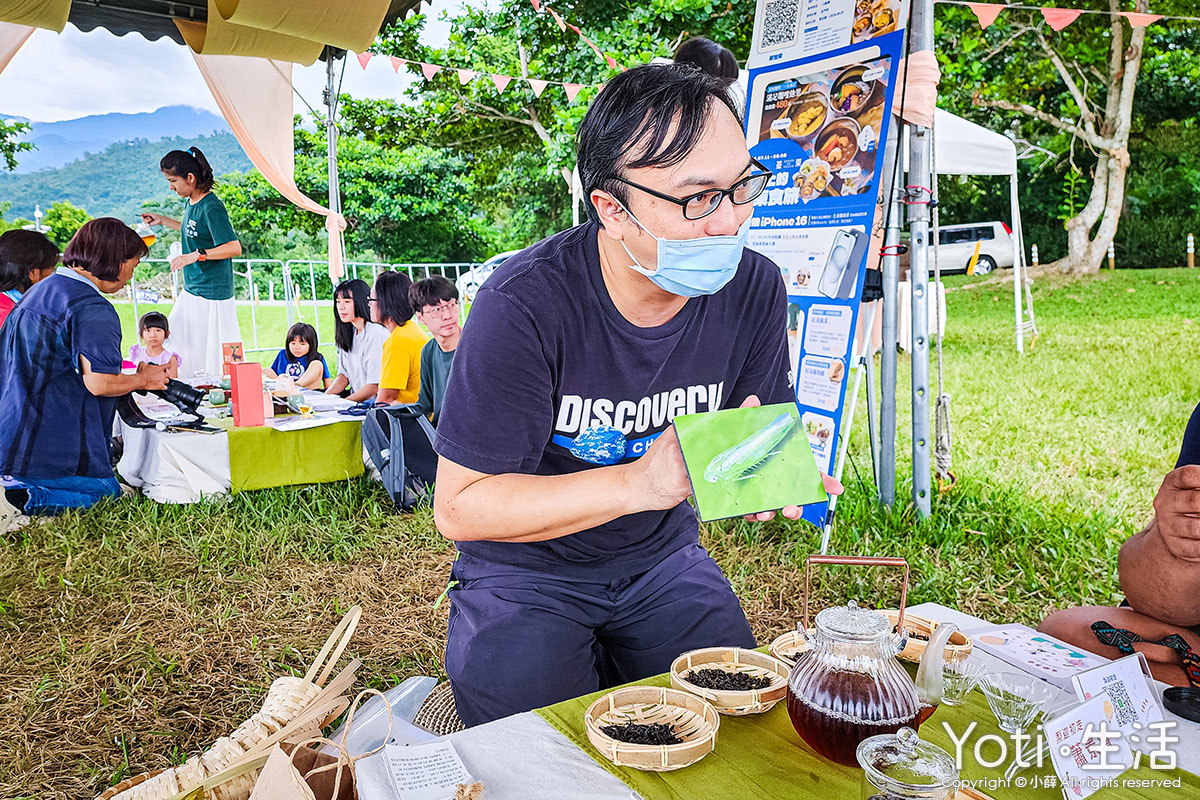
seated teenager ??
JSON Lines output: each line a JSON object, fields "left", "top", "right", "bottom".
{"left": 433, "top": 64, "right": 840, "bottom": 726}
{"left": 325, "top": 279, "right": 388, "bottom": 403}
{"left": 409, "top": 276, "right": 461, "bottom": 426}
{"left": 373, "top": 270, "right": 428, "bottom": 405}
{"left": 266, "top": 322, "right": 329, "bottom": 390}
{"left": 0, "top": 229, "right": 59, "bottom": 329}
{"left": 1040, "top": 401, "right": 1200, "bottom": 686}
{"left": 0, "top": 218, "right": 170, "bottom": 532}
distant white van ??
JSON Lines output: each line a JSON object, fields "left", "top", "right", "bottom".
{"left": 933, "top": 221, "right": 1015, "bottom": 274}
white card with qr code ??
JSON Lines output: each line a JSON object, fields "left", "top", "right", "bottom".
{"left": 1071, "top": 653, "right": 1163, "bottom": 729}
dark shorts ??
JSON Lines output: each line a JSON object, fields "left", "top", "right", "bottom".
{"left": 444, "top": 542, "right": 757, "bottom": 726}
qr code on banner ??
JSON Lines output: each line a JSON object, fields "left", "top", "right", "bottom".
{"left": 1102, "top": 675, "right": 1137, "bottom": 726}
{"left": 760, "top": 0, "right": 801, "bottom": 50}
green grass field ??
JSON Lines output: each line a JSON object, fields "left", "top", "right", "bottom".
{"left": 2, "top": 267, "right": 1198, "bottom": 797}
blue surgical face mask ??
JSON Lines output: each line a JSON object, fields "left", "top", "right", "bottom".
{"left": 616, "top": 201, "right": 751, "bottom": 298}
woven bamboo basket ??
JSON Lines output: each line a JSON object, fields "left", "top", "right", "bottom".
{"left": 584, "top": 686, "right": 719, "bottom": 772}
{"left": 877, "top": 610, "right": 973, "bottom": 663}
{"left": 669, "top": 647, "right": 789, "bottom": 715}
{"left": 770, "top": 611, "right": 972, "bottom": 668}
{"left": 96, "top": 606, "right": 363, "bottom": 800}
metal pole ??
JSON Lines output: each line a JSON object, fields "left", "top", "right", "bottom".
{"left": 908, "top": 0, "right": 935, "bottom": 519}
{"left": 324, "top": 51, "right": 347, "bottom": 265}
{"left": 879, "top": 135, "right": 903, "bottom": 508}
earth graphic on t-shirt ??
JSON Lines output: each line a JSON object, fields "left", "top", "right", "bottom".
{"left": 568, "top": 425, "right": 628, "bottom": 466}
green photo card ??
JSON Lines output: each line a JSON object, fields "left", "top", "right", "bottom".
{"left": 674, "top": 402, "right": 827, "bottom": 522}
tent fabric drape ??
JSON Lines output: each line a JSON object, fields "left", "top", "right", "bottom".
{"left": 186, "top": 45, "right": 347, "bottom": 280}
{"left": 0, "top": 1, "right": 69, "bottom": 33}
{"left": 891, "top": 51, "right": 941, "bottom": 128}
{"left": 212, "top": 0, "right": 391, "bottom": 53}
{"left": 0, "top": 21, "right": 34, "bottom": 75}
{"left": 177, "top": 12, "right": 324, "bottom": 65}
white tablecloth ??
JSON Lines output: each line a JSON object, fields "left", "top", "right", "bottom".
{"left": 357, "top": 602, "right": 1200, "bottom": 800}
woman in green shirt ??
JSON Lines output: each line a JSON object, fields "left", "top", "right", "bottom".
{"left": 141, "top": 147, "right": 243, "bottom": 376}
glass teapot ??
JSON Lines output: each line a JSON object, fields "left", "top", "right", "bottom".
{"left": 785, "top": 556, "right": 958, "bottom": 767}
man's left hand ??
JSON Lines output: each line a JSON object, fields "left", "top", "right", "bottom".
{"left": 738, "top": 394, "right": 843, "bottom": 522}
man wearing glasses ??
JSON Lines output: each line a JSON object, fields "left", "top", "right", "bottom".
{"left": 409, "top": 276, "right": 462, "bottom": 426}
{"left": 433, "top": 63, "right": 838, "bottom": 725}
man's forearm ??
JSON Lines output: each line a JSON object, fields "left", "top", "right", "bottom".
{"left": 435, "top": 465, "right": 644, "bottom": 543}
{"left": 1119, "top": 521, "right": 1200, "bottom": 626}
{"left": 83, "top": 371, "right": 152, "bottom": 397}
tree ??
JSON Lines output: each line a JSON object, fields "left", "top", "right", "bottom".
{"left": 937, "top": 1, "right": 1192, "bottom": 274}
{"left": 41, "top": 200, "right": 92, "bottom": 248}
{"left": 0, "top": 118, "right": 32, "bottom": 172}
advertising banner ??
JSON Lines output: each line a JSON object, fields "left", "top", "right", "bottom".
{"left": 745, "top": 0, "right": 907, "bottom": 526}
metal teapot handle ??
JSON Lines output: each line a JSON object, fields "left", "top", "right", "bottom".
{"left": 802, "top": 555, "right": 911, "bottom": 651}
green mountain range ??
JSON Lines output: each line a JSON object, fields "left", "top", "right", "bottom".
{"left": 0, "top": 131, "right": 253, "bottom": 224}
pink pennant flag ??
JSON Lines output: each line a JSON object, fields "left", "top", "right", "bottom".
{"left": 531, "top": 0, "right": 541, "bottom": 11}
{"left": 491, "top": 74, "right": 513, "bottom": 93}
{"left": 570, "top": 24, "right": 622, "bottom": 70}
{"left": 457, "top": 68, "right": 477, "bottom": 85}
{"left": 548, "top": 7, "right": 567, "bottom": 31}
{"left": 563, "top": 83, "right": 584, "bottom": 102}
{"left": 357, "top": 52, "right": 373, "bottom": 69}
{"left": 1120, "top": 11, "right": 1163, "bottom": 27}
{"left": 389, "top": 56, "right": 407, "bottom": 73}
{"left": 1040, "top": 7, "right": 1082, "bottom": 31}
{"left": 965, "top": 2, "right": 1004, "bottom": 29}
{"left": 528, "top": 78, "right": 549, "bottom": 97}
{"left": 421, "top": 62, "right": 441, "bottom": 80}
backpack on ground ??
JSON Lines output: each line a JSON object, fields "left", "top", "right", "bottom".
{"left": 362, "top": 404, "right": 438, "bottom": 512}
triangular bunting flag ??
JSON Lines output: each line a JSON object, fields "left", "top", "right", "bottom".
{"left": 357, "top": 52, "right": 373, "bottom": 69}
{"left": 548, "top": 7, "right": 567, "bottom": 31}
{"left": 965, "top": 2, "right": 1004, "bottom": 29}
{"left": 563, "top": 83, "right": 584, "bottom": 102}
{"left": 1120, "top": 11, "right": 1163, "bottom": 27}
{"left": 491, "top": 74, "right": 513, "bottom": 93}
{"left": 528, "top": 78, "right": 549, "bottom": 97}
{"left": 457, "top": 68, "right": 477, "bottom": 85}
{"left": 1040, "top": 7, "right": 1082, "bottom": 31}
{"left": 530, "top": 0, "right": 541, "bottom": 11}
{"left": 421, "top": 62, "right": 441, "bottom": 80}
{"left": 389, "top": 56, "right": 407, "bottom": 73}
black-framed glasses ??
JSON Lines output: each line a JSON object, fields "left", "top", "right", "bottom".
{"left": 605, "top": 158, "right": 774, "bottom": 221}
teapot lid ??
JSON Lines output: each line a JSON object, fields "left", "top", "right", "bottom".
{"left": 814, "top": 600, "right": 891, "bottom": 641}
{"left": 856, "top": 727, "right": 958, "bottom": 792}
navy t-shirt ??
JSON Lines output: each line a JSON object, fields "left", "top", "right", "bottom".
{"left": 0, "top": 270, "right": 122, "bottom": 480}
{"left": 435, "top": 222, "right": 791, "bottom": 579}
{"left": 270, "top": 350, "right": 330, "bottom": 382}
{"left": 1178, "top": 401, "right": 1200, "bottom": 468}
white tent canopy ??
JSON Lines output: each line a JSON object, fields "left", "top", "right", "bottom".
{"left": 906, "top": 108, "right": 1028, "bottom": 352}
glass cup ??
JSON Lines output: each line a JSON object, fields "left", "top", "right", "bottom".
{"left": 978, "top": 672, "right": 1055, "bottom": 735}
{"left": 941, "top": 658, "right": 985, "bottom": 706}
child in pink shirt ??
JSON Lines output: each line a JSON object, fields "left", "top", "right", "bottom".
{"left": 128, "top": 311, "right": 181, "bottom": 379}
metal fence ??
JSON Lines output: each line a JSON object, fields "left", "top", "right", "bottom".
{"left": 123, "top": 258, "right": 478, "bottom": 355}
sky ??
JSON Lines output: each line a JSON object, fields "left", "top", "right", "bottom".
{"left": 0, "top": 6, "right": 457, "bottom": 123}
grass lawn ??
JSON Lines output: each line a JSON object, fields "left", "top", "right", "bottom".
{"left": 2, "top": 267, "right": 1198, "bottom": 797}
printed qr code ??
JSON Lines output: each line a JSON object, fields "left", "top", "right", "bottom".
{"left": 1102, "top": 675, "right": 1136, "bottom": 726}
{"left": 760, "top": 0, "right": 800, "bottom": 50}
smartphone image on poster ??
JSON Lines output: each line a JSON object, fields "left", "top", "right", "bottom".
{"left": 817, "top": 228, "right": 868, "bottom": 299}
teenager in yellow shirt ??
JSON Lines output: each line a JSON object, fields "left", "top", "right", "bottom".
{"left": 372, "top": 270, "right": 428, "bottom": 405}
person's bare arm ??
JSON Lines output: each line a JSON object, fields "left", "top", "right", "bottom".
{"left": 347, "top": 383, "right": 378, "bottom": 403}
{"left": 325, "top": 374, "right": 349, "bottom": 395}
{"left": 1119, "top": 465, "right": 1200, "bottom": 626}
{"left": 169, "top": 240, "right": 242, "bottom": 272}
{"left": 434, "top": 422, "right": 691, "bottom": 543}
{"left": 296, "top": 361, "right": 324, "bottom": 389}
{"left": 80, "top": 357, "right": 170, "bottom": 397}
{"left": 141, "top": 213, "right": 180, "bottom": 231}
{"left": 376, "top": 387, "right": 399, "bottom": 404}
{"left": 165, "top": 357, "right": 179, "bottom": 380}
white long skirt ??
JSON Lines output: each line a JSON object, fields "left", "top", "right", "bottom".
{"left": 168, "top": 291, "right": 241, "bottom": 378}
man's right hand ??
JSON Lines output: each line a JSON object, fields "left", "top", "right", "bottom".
{"left": 625, "top": 424, "right": 694, "bottom": 512}
{"left": 1152, "top": 464, "right": 1200, "bottom": 563}
{"left": 140, "top": 213, "right": 165, "bottom": 227}
{"left": 137, "top": 362, "right": 171, "bottom": 392}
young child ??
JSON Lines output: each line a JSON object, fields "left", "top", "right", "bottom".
{"left": 267, "top": 322, "right": 329, "bottom": 390}
{"left": 128, "top": 312, "right": 181, "bottom": 379}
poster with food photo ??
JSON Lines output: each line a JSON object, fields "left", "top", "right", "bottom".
{"left": 753, "top": 58, "right": 889, "bottom": 208}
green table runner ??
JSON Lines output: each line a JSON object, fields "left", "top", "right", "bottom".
{"left": 536, "top": 671, "right": 1200, "bottom": 799}
{"left": 218, "top": 417, "right": 364, "bottom": 492}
